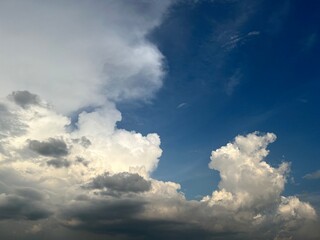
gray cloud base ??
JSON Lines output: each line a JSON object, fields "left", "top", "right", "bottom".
{"left": 28, "top": 138, "right": 69, "bottom": 157}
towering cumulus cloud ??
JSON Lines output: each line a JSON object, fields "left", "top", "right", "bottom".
{"left": 0, "top": 1, "right": 318, "bottom": 240}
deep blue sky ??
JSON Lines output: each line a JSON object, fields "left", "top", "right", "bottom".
{"left": 118, "top": 0, "right": 320, "bottom": 200}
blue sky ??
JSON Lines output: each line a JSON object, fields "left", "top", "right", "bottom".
{"left": 118, "top": 0, "right": 320, "bottom": 200}
{"left": 0, "top": 0, "right": 319, "bottom": 239}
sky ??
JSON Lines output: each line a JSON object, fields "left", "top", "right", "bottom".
{"left": 0, "top": 0, "right": 319, "bottom": 239}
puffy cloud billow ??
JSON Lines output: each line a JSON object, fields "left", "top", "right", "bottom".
{"left": 0, "top": 0, "right": 171, "bottom": 113}
{"left": 0, "top": 1, "right": 319, "bottom": 240}
{"left": 0, "top": 94, "right": 318, "bottom": 239}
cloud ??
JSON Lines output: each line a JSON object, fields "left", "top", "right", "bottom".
{"left": 0, "top": 193, "right": 51, "bottom": 220}
{"left": 0, "top": 184, "right": 52, "bottom": 221}
{"left": 28, "top": 138, "right": 69, "bottom": 157}
{"left": 7, "top": 91, "right": 41, "bottom": 108}
{"left": 87, "top": 172, "right": 151, "bottom": 194}
{"left": 221, "top": 30, "right": 261, "bottom": 51}
{"left": 0, "top": 1, "right": 318, "bottom": 239}
{"left": 304, "top": 170, "right": 320, "bottom": 180}
{"left": 200, "top": 132, "right": 317, "bottom": 239}
{"left": 177, "top": 102, "right": 188, "bottom": 109}
{"left": 206, "top": 132, "right": 289, "bottom": 209}
{"left": 248, "top": 31, "right": 260, "bottom": 36}
{"left": 278, "top": 196, "right": 316, "bottom": 221}
{"left": 0, "top": 96, "right": 318, "bottom": 239}
{"left": 0, "top": 0, "right": 172, "bottom": 113}
{"left": 47, "top": 159, "right": 71, "bottom": 169}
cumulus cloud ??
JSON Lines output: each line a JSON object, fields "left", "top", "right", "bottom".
{"left": 0, "top": 0, "right": 171, "bottom": 113}
{"left": 206, "top": 132, "right": 289, "bottom": 209}
{"left": 0, "top": 97, "right": 318, "bottom": 239}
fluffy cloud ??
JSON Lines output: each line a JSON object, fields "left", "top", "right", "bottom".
{"left": 0, "top": 92, "right": 162, "bottom": 181}
{"left": 0, "top": 97, "right": 318, "bottom": 239}
{"left": 201, "top": 132, "right": 318, "bottom": 239}
{"left": 0, "top": 0, "right": 171, "bottom": 113}
{"left": 205, "top": 132, "right": 289, "bottom": 210}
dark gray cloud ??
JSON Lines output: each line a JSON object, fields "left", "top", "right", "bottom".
{"left": 28, "top": 138, "right": 69, "bottom": 157}
{"left": 47, "top": 159, "right": 71, "bottom": 168}
{"left": 0, "top": 188, "right": 51, "bottom": 221}
{"left": 63, "top": 198, "right": 145, "bottom": 222}
{"left": 61, "top": 198, "right": 218, "bottom": 240}
{"left": 8, "top": 91, "right": 40, "bottom": 108}
{"left": 0, "top": 195, "right": 51, "bottom": 221}
{"left": 67, "top": 219, "right": 217, "bottom": 240}
{"left": 87, "top": 172, "right": 151, "bottom": 194}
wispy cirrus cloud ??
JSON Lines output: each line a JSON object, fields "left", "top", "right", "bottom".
{"left": 304, "top": 170, "right": 320, "bottom": 180}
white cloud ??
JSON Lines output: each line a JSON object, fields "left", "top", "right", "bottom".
{"left": 205, "top": 132, "right": 289, "bottom": 209}
{"left": 0, "top": 0, "right": 171, "bottom": 113}
{"left": 0, "top": 101, "right": 318, "bottom": 239}
{"left": 278, "top": 196, "right": 316, "bottom": 221}
{"left": 0, "top": 93, "right": 162, "bottom": 181}
{"left": 201, "top": 132, "right": 317, "bottom": 238}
